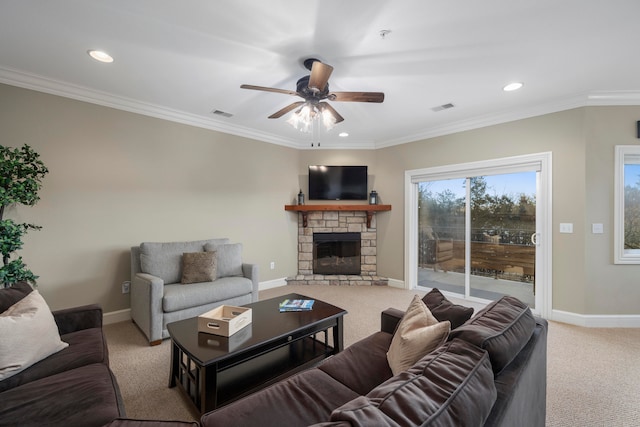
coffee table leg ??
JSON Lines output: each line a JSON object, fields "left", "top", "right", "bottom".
{"left": 168, "top": 340, "right": 178, "bottom": 388}
{"left": 333, "top": 316, "right": 344, "bottom": 353}
{"left": 201, "top": 363, "right": 218, "bottom": 413}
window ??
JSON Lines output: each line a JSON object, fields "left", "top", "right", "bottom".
{"left": 614, "top": 145, "right": 640, "bottom": 264}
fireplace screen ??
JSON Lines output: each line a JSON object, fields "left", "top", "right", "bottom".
{"left": 313, "top": 232, "right": 361, "bottom": 275}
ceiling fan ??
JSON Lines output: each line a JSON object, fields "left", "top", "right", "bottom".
{"left": 240, "top": 58, "right": 384, "bottom": 130}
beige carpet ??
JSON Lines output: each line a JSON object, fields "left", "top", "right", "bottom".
{"left": 104, "top": 285, "right": 640, "bottom": 426}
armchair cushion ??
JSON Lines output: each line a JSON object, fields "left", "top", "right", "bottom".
{"left": 181, "top": 251, "right": 217, "bottom": 284}
{"left": 0, "top": 290, "right": 68, "bottom": 381}
{"left": 140, "top": 239, "right": 228, "bottom": 284}
{"left": 163, "top": 277, "right": 253, "bottom": 313}
{"left": 205, "top": 242, "right": 244, "bottom": 278}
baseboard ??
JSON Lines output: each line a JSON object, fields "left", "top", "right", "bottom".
{"left": 550, "top": 309, "right": 640, "bottom": 328}
{"left": 104, "top": 308, "right": 131, "bottom": 325}
{"left": 384, "top": 279, "right": 640, "bottom": 328}
{"left": 387, "top": 278, "right": 406, "bottom": 289}
{"left": 259, "top": 277, "right": 288, "bottom": 290}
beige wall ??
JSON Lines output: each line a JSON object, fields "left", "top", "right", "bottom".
{"left": 377, "top": 107, "right": 640, "bottom": 315}
{"left": 583, "top": 107, "right": 640, "bottom": 314}
{"left": 2, "top": 83, "right": 639, "bottom": 316}
{"left": 1, "top": 84, "right": 300, "bottom": 312}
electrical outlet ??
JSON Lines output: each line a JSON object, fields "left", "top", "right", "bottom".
{"left": 270, "top": 262, "right": 275, "bottom": 270}
{"left": 122, "top": 281, "right": 130, "bottom": 294}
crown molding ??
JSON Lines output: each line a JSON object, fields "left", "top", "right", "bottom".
{"left": 2, "top": 66, "right": 640, "bottom": 151}
{"left": 0, "top": 66, "right": 303, "bottom": 149}
{"left": 376, "top": 90, "right": 640, "bottom": 149}
{"left": 586, "top": 90, "right": 640, "bottom": 105}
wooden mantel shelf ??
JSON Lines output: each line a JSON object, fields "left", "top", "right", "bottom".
{"left": 285, "top": 204, "right": 391, "bottom": 228}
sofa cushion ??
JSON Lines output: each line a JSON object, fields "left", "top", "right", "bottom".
{"left": 329, "top": 339, "right": 497, "bottom": 427}
{"left": 423, "top": 288, "right": 474, "bottom": 329}
{"left": 0, "top": 326, "right": 107, "bottom": 392}
{"left": 162, "top": 277, "right": 253, "bottom": 313}
{"left": 319, "top": 331, "right": 394, "bottom": 396}
{"left": 140, "top": 238, "right": 228, "bottom": 284}
{"left": 386, "top": 294, "right": 450, "bottom": 375}
{"left": 200, "top": 368, "right": 359, "bottom": 427}
{"left": 0, "top": 290, "right": 69, "bottom": 381}
{"left": 181, "top": 251, "right": 217, "bottom": 284}
{"left": 105, "top": 420, "right": 199, "bottom": 427}
{"left": 449, "top": 295, "right": 535, "bottom": 374}
{"left": 0, "top": 281, "right": 33, "bottom": 312}
{"left": 0, "top": 363, "right": 123, "bottom": 427}
{"left": 204, "top": 242, "right": 244, "bottom": 278}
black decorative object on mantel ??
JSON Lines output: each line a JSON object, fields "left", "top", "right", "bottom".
{"left": 369, "top": 190, "right": 378, "bottom": 205}
{"left": 297, "top": 190, "right": 305, "bottom": 205}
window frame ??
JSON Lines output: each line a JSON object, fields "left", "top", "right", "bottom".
{"left": 614, "top": 145, "right": 640, "bottom": 264}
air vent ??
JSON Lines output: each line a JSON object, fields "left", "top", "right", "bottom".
{"left": 211, "top": 109, "right": 233, "bottom": 118}
{"left": 431, "top": 103, "right": 455, "bottom": 112}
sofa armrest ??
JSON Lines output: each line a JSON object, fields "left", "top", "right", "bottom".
{"left": 131, "top": 273, "right": 165, "bottom": 343}
{"left": 242, "top": 263, "right": 259, "bottom": 302}
{"left": 381, "top": 307, "right": 404, "bottom": 334}
{"left": 53, "top": 304, "right": 103, "bottom": 335}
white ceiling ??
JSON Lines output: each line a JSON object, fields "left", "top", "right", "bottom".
{"left": 2, "top": 0, "right": 640, "bottom": 149}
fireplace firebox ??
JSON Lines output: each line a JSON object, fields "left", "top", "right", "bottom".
{"left": 313, "top": 232, "right": 361, "bottom": 275}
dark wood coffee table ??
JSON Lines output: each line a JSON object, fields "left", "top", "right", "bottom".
{"left": 167, "top": 293, "right": 347, "bottom": 414}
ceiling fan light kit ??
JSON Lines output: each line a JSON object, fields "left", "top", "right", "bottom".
{"left": 286, "top": 102, "right": 337, "bottom": 133}
{"left": 241, "top": 58, "right": 384, "bottom": 133}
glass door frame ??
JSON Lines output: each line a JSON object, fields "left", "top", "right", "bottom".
{"left": 404, "top": 152, "right": 552, "bottom": 318}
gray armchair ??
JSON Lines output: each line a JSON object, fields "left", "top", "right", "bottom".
{"left": 130, "top": 238, "right": 259, "bottom": 345}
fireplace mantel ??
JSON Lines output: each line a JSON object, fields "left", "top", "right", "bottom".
{"left": 285, "top": 204, "right": 391, "bottom": 228}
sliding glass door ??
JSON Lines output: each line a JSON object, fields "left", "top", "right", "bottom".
{"left": 407, "top": 153, "right": 550, "bottom": 314}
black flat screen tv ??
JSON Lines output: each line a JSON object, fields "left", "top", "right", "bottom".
{"left": 308, "top": 165, "right": 368, "bottom": 200}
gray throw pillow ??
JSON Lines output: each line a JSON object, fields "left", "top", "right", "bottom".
{"left": 204, "top": 243, "right": 243, "bottom": 278}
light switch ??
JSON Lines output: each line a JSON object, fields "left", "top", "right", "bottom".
{"left": 559, "top": 223, "right": 573, "bottom": 233}
{"left": 592, "top": 223, "right": 604, "bottom": 234}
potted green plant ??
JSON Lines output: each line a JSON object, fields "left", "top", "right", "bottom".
{"left": 0, "top": 144, "right": 48, "bottom": 287}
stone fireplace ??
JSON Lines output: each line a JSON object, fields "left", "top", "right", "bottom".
{"left": 286, "top": 209, "right": 388, "bottom": 286}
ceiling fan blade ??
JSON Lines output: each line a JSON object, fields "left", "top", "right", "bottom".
{"left": 240, "top": 84, "right": 299, "bottom": 97}
{"left": 268, "top": 101, "right": 306, "bottom": 119}
{"left": 328, "top": 91, "right": 385, "bottom": 103}
{"left": 320, "top": 102, "right": 344, "bottom": 123}
{"left": 308, "top": 61, "right": 334, "bottom": 92}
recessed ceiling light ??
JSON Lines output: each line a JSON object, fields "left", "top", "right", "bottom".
{"left": 503, "top": 82, "right": 523, "bottom": 92}
{"left": 88, "top": 50, "right": 114, "bottom": 63}
{"left": 339, "top": 132, "right": 349, "bottom": 137}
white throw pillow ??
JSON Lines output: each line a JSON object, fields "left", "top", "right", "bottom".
{"left": 387, "top": 294, "right": 451, "bottom": 375}
{"left": 0, "top": 290, "right": 69, "bottom": 380}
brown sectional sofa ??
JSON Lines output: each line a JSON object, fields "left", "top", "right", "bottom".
{"left": 1, "top": 282, "right": 546, "bottom": 427}
{"left": 0, "top": 282, "right": 125, "bottom": 427}
{"left": 0, "top": 283, "right": 199, "bottom": 427}
{"left": 200, "top": 294, "right": 548, "bottom": 427}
